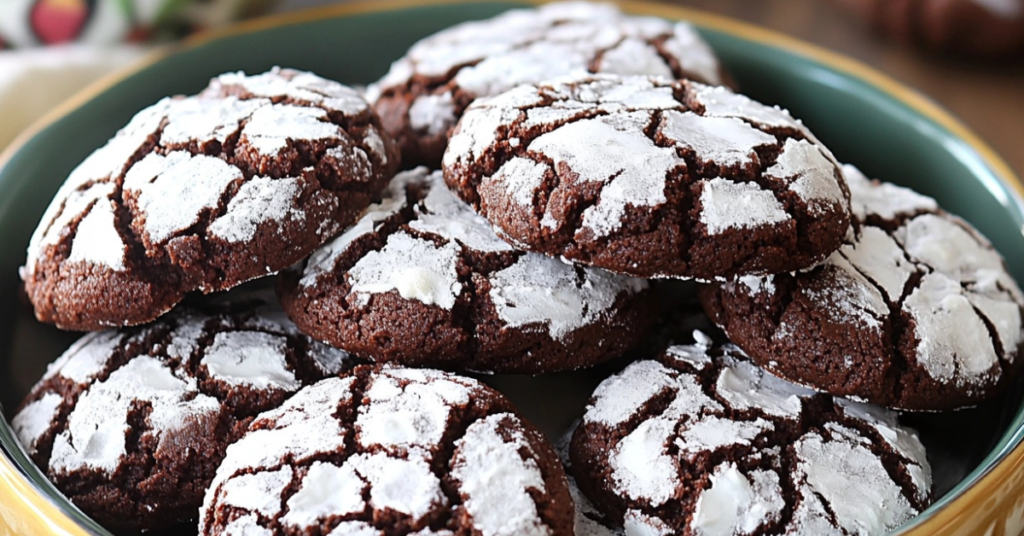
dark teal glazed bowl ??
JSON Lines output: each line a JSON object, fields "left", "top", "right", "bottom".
{"left": 0, "top": 2, "right": 1022, "bottom": 535}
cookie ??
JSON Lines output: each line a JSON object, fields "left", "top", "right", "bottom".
{"left": 442, "top": 74, "right": 851, "bottom": 280}
{"left": 10, "top": 297, "right": 352, "bottom": 531}
{"left": 279, "top": 167, "right": 654, "bottom": 374}
{"left": 835, "top": 0, "right": 1024, "bottom": 57}
{"left": 699, "top": 165, "right": 1024, "bottom": 411}
{"left": 23, "top": 67, "right": 400, "bottom": 331}
{"left": 570, "top": 333, "right": 932, "bottom": 536}
{"left": 199, "top": 364, "right": 574, "bottom": 536}
{"left": 367, "top": 1, "right": 727, "bottom": 167}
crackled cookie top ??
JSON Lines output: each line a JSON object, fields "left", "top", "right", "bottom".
{"left": 442, "top": 74, "right": 850, "bottom": 280}
{"left": 11, "top": 297, "right": 351, "bottom": 531}
{"left": 700, "top": 165, "right": 1024, "bottom": 410}
{"left": 367, "top": 1, "right": 726, "bottom": 166}
{"left": 23, "top": 67, "right": 399, "bottom": 331}
{"left": 199, "top": 365, "right": 573, "bottom": 536}
{"left": 280, "top": 167, "right": 652, "bottom": 374}
{"left": 569, "top": 333, "right": 932, "bottom": 536}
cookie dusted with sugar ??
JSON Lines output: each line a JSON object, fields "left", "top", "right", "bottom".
{"left": 700, "top": 165, "right": 1024, "bottom": 411}
{"left": 836, "top": 0, "right": 1024, "bottom": 57}
{"left": 279, "top": 167, "right": 653, "bottom": 374}
{"left": 367, "top": 1, "right": 727, "bottom": 167}
{"left": 23, "top": 67, "right": 400, "bottom": 331}
{"left": 443, "top": 74, "right": 851, "bottom": 280}
{"left": 199, "top": 364, "right": 574, "bottom": 536}
{"left": 10, "top": 297, "right": 353, "bottom": 531}
{"left": 570, "top": 333, "right": 933, "bottom": 536}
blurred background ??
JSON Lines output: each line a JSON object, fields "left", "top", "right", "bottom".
{"left": 1, "top": 0, "right": 1021, "bottom": 176}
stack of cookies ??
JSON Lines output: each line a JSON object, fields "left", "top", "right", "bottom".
{"left": 9, "top": 3, "right": 1024, "bottom": 536}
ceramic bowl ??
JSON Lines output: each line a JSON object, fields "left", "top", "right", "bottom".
{"left": 1, "top": 1, "right": 1023, "bottom": 535}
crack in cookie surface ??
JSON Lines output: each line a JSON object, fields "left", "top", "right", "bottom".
{"left": 23, "top": 67, "right": 400, "bottom": 331}
{"left": 367, "top": 1, "right": 727, "bottom": 167}
{"left": 10, "top": 296, "right": 353, "bottom": 531}
{"left": 699, "top": 165, "right": 1024, "bottom": 410}
{"left": 569, "top": 333, "right": 932, "bottom": 536}
{"left": 279, "top": 167, "right": 654, "bottom": 374}
{"left": 199, "top": 365, "right": 574, "bottom": 536}
{"left": 442, "top": 75, "right": 851, "bottom": 280}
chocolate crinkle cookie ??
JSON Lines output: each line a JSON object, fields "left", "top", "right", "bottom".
{"left": 443, "top": 74, "right": 851, "bottom": 280}
{"left": 279, "top": 167, "right": 654, "bottom": 374}
{"left": 367, "top": 1, "right": 727, "bottom": 167}
{"left": 10, "top": 298, "right": 352, "bottom": 531}
{"left": 199, "top": 364, "right": 574, "bottom": 536}
{"left": 23, "top": 67, "right": 400, "bottom": 331}
{"left": 570, "top": 333, "right": 933, "bottom": 536}
{"left": 699, "top": 165, "right": 1024, "bottom": 411}
{"left": 835, "top": 0, "right": 1024, "bottom": 57}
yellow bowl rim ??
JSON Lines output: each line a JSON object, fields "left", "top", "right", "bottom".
{"left": 0, "top": 1, "right": 1022, "bottom": 535}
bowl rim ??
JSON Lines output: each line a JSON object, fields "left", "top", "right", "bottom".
{"left": 0, "top": 1, "right": 1022, "bottom": 535}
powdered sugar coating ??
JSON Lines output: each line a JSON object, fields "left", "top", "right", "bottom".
{"left": 209, "top": 176, "right": 305, "bottom": 243}
{"left": 124, "top": 151, "right": 242, "bottom": 245}
{"left": 902, "top": 273, "right": 1000, "bottom": 386}
{"left": 490, "top": 156, "right": 550, "bottom": 208}
{"left": 659, "top": 111, "right": 775, "bottom": 168}
{"left": 529, "top": 113, "right": 681, "bottom": 238}
{"left": 584, "top": 360, "right": 679, "bottom": 427}
{"left": 349, "top": 231, "right": 464, "bottom": 310}
{"left": 282, "top": 462, "right": 364, "bottom": 528}
{"left": 201, "top": 366, "right": 572, "bottom": 535}
{"left": 489, "top": 253, "right": 646, "bottom": 339}
{"left": 794, "top": 429, "right": 916, "bottom": 535}
{"left": 842, "top": 164, "right": 938, "bottom": 222}
{"left": 12, "top": 299, "right": 352, "bottom": 531}
{"left": 25, "top": 100, "right": 166, "bottom": 273}
{"left": 571, "top": 334, "right": 931, "bottom": 534}
{"left": 200, "top": 331, "right": 299, "bottom": 390}
{"left": 66, "top": 199, "right": 126, "bottom": 269}
{"left": 452, "top": 413, "right": 551, "bottom": 536}
{"left": 50, "top": 355, "right": 221, "bottom": 475}
{"left": 444, "top": 74, "right": 850, "bottom": 279}
{"left": 409, "top": 93, "right": 458, "bottom": 135}
{"left": 283, "top": 167, "right": 650, "bottom": 373}
{"left": 706, "top": 165, "right": 1024, "bottom": 409}
{"left": 699, "top": 178, "right": 791, "bottom": 235}
{"left": 240, "top": 104, "right": 344, "bottom": 156}
{"left": 767, "top": 138, "right": 847, "bottom": 214}
{"left": 356, "top": 367, "right": 475, "bottom": 451}
{"left": 409, "top": 176, "right": 514, "bottom": 253}
{"left": 11, "top": 393, "right": 62, "bottom": 457}
{"left": 299, "top": 168, "right": 414, "bottom": 287}
{"left": 209, "top": 67, "right": 369, "bottom": 115}
{"left": 23, "top": 67, "right": 397, "bottom": 331}
{"left": 370, "top": 1, "right": 725, "bottom": 164}
{"left": 690, "top": 464, "right": 784, "bottom": 536}
{"left": 160, "top": 95, "right": 265, "bottom": 147}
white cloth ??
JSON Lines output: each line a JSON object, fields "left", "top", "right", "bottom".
{"left": 0, "top": 44, "right": 148, "bottom": 151}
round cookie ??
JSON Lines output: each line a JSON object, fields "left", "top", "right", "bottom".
{"left": 199, "top": 364, "right": 574, "bottom": 536}
{"left": 570, "top": 333, "right": 933, "bottom": 536}
{"left": 23, "top": 67, "right": 400, "bottom": 331}
{"left": 279, "top": 167, "right": 654, "bottom": 374}
{"left": 835, "top": 0, "right": 1024, "bottom": 57}
{"left": 699, "top": 165, "right": 1024, "bottom": 411}
{"left": 442, "top": 74, "right": 851, "bottom": 280}
{"left": 367, "top": 1, "right": 727, "bottom": 167}
{"left": 10, "top": 297, "right": 352, "bottom": 531}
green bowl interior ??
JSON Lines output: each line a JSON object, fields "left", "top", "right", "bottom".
{"left": 1, "top": 2, "right": 1023, "bottom": 535}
